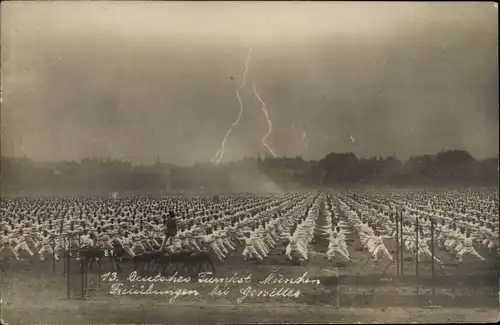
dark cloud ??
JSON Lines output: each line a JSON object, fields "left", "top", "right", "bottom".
{"left": 1, "top": 2, "right": 498, "bottom": 165}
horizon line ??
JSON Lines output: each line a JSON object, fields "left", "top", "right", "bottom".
{"left": 2, "top": 149, "right": 498, "bottom": 167}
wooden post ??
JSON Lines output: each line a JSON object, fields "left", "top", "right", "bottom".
{"left": 66, "top": 249, "right": 70, "bottom": 298}
{"left": 395, "top": 211, "right": 400, "bottom": 277}
{"left": 336, "top": 267, "right": 340, "bottom": 307}
{"left": 415, "top": 217, "right": 419, "bottom": 302}
{"left": 400, "top": 210, "right": 404, "bottom": 276}
{"left": 81, "top": 254, "right": 86, "bottom": 299}
{"left": 63, "top": 237, "right": 67, "bottom": 275}
{"left": 52, "top": 238, "right": 56, "bottom": 274}
{"left": 430, "top": 219, "right": 435, "bottom": 298}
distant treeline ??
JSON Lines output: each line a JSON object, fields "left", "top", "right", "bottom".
{"left": 318, "top": 150, "right": 497, "bottom": 186}
{"left": 0, "top": 150, "right": 497, "bottom": 195}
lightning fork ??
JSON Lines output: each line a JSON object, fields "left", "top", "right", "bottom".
{"left": 253, "top": 83, "right": 277, "bottom": 158}
{"left": 211, "top": 49, "right": 253, "bottom": 164}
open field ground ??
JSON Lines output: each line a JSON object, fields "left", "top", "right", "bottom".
{"left": 1, "top": 190, "right": 499, "bottom": 324}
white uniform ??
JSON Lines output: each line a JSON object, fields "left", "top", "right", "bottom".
{"left": 0, "top": 233, "right": 20, "bottom": 260}
{"left": 14, "top": 233, "right": 35, "bottom": 257}
{"left": 80, "top": 234, "right": 94, "bottom": 248}
{"left": 457, "top": 236, "right": 486, "bottom": 263}
{"left": 242, "top": 235, "right": 263, "bottom": 261}
{"left": 38, "top": 234, "right": 56, "bottom": 260}
{"left": 366, "top": 235, "right": 393, "bottom": 262}
{"left": 202, "top": 233, "right": 224, "bottom": 261}
{"left": 416, "top": 237, "right": 442, "bottom": 264}
{"left": 327, "top": 235, "right": 351, "bottom": 261}
{"left": 120, "top": 236, "right": 135, "bottom": 257}
{"left": 286, "top": 232, "right": 308, "bottom": 261}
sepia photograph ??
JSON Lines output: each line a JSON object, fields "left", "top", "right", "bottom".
{"left": 0, "top": 1, "right": 499, "bottom": 324}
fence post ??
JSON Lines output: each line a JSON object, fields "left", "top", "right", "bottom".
{"left": 336, "top": 266, "right": 339, "bottom": 307}
{"left": 415, "top": 216, "right": 419, "bottom": 302}
{"left": 400, "top": 210, "right": 404, "bottom": 276}
{"left": 430, "top": 219, "right": 435, "bottom": 299}
{"left": 52, "top": 238, "right": 56, "bottom": 274}
{"left": 80, "top": 254, "right": 86, "bottom": 299}
{"left": 395, "top": 211, "right": 400, "bottom": 277}
{"left": 63, "top": 237, "right": 68, "bottom": 275}
{"left": 66, "top": 249, "right": 70, "bottom": 298}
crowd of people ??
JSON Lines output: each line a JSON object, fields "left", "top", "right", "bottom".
{"left": 0, "top": 194, "right": 322, "bottom": 265}
{"left": 0, "top": 189, "right": 498, "bottom": 270}
{"left": 320, "top": 189, "right": 498, "bottom": 266}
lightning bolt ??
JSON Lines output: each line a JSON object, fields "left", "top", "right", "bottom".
{"left": 253, "top": 83, "right": 277, "bottom": 158}
{"left": 211, "top": 49, "right": 252, "bottom": 164}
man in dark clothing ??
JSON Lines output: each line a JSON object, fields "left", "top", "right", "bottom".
{"left": 167, "top": 211, "right": 177, "bottom": 236}
{"left": 160, "top": 211, "right": 178, "bottom": 250}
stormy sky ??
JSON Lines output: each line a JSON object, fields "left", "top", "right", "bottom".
{"left": 1, "top": 1, "right": 498, "bottom": 165}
